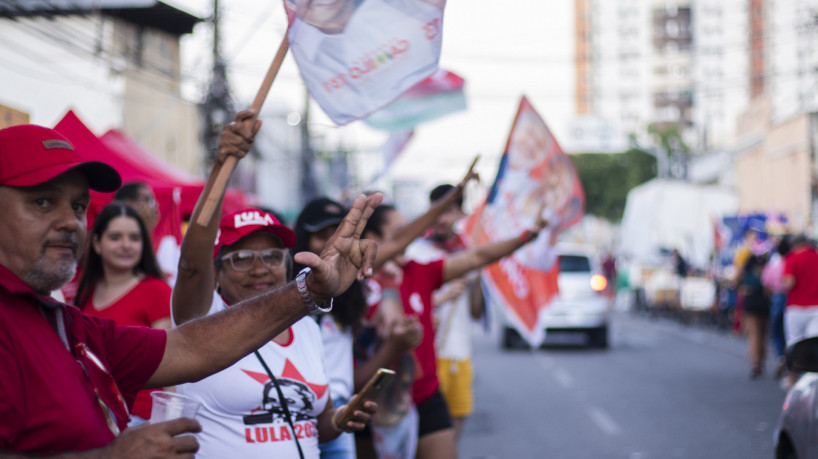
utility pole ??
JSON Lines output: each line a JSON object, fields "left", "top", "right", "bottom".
{"left": 201, "top": 0, "right": 234, "bottom": 167}
{"left": 668, "top": 136, "right": 688, "bottom": 180}
{"left": 299, "top": 89, "right": 318, "bottom": 204}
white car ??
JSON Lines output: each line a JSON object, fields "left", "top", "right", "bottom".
{"left": 775, "top": 337, "right": 818, "bottom": 459}
{"left": 502, "top": 244, "right": 611, "bottom": 349}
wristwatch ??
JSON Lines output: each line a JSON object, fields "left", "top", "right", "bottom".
{"left": 296, "top": 267, "right": 333, "bottom": 314}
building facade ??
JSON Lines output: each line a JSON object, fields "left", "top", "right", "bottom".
{"left": 0, "top": 1, "right": 203, "bottom": 176}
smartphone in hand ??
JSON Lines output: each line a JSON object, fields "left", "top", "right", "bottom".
{"left": 335, "top": 368, "right": 395, "bottom": 427}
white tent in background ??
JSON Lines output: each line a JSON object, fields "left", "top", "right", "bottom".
{"left": 619, "top": 179, "right": 738, "bottom": 269}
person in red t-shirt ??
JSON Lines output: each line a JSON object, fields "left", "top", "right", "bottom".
{"left": 783, "top": 234, "right": 818, "bottom": 346}
{"left": 75, "top": 201, "right": 173, "bottom": 424}
{"left": 0, "top": 115, "right": 383, "bottom": 457}
{"left": 782, "top": 234, "right": 818, "bottom": 387}
{"left": 362, "top": 203, "right": 547, "bottom": 459}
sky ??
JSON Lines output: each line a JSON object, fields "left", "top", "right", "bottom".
{"left": 169, "top": 0, "right": 576, "bottom": 195}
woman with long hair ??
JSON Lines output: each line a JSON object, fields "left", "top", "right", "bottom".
{"left": 74, "top": 201, "right": 171, "bottom": 424}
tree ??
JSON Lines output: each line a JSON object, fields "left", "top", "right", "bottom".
{"left": 570, "top": 149, "right": 656, "bottom": 222}
{"left": 647, "top": 124, "right": 690, "bottom": 179}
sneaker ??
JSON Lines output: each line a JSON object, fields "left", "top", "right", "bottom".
{"left": 750, "top": 367, "right": 762, "bottom": 380}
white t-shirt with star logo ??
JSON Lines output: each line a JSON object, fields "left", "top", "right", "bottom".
{"left": 175, "top": 293, "right": 329, "bottom": 458}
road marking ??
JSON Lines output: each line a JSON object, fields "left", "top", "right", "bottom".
{"left": 535, "top": 355, "right": 554, "bottom": 371}
{"left": 588, "top": 407, "right": 621, "bottom": 436}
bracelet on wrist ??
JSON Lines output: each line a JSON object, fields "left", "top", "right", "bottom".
{"left": 296, "top": 268, "right": 333, "bottom": 314}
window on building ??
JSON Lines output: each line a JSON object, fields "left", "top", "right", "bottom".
{"left": 667, "top": 20, "right": 679, "bottom": 37}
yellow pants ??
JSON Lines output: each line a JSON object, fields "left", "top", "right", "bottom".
{"left": 436, "top": 357, "right": 473, "bottom": 418}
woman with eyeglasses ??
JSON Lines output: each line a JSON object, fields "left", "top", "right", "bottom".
{"left": 74, "top": 201, "right": 172, "bottom": 425}
{"left": 170, "top": 110, "right": 373, "bottom": 459}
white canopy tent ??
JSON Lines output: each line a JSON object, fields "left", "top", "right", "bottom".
{"left": 619, "top": 179, "right": 738, "bottom": 269}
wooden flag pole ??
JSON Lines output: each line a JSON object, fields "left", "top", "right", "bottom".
{"left": 196, "top": 35, "right": 290, "bottom": 227}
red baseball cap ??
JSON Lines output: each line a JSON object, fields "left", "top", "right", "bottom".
{"left": 0, "top": 124, "right": 120, "bottom": 192}
{"left": 214, "top": 208, "right": 297, "bottom": 258}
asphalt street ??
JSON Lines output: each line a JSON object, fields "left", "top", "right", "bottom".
{"left": 459, "top": 301, "right": 787, "bottom": 459}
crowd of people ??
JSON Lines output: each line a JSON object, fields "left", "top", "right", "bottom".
{"left": 747, "top": 232, "right": 818, "bottom": 386}
{"left": 707, "top": 229, "right": 818, "bottom": 383}
{"left": 667, "top": 228, "right": 818, "bottom": 385}
{"left": 0, "top": 111, "right": 551, "bottom": 458}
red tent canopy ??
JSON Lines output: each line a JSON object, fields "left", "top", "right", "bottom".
{"left": 98, "top": 128, "right": 249, "bottom": 218}
{"left": 53, "top": 110, "right": 252, "bottom": 232}
{"left": 99, "top": 129, "right": 200, "bottom": 185}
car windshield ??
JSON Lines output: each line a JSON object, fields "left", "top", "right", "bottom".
{"left": 558, "top": 255, "right": 591, "bottom": 273}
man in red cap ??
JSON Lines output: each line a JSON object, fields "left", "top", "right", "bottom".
{"left": 0, "top": 117, "right": 381, "bottom": 457}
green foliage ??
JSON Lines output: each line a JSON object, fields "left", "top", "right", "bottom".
{"left": 569, "top": 150, "right": 656, "bottom": 222}
{"left": 648, "top": 124, "right": 690, "bottom": 157}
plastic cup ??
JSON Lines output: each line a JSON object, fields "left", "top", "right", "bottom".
{"left": 149, "top": 391, "right": 200, "bottom": 423}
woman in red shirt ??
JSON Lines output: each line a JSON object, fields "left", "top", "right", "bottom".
{"left": 74, "top": 201, "right": 172, "bottom": 424}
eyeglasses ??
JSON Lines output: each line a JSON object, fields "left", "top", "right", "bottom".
{"left": 221, "top": 248, "right": 288, "bottom": 271}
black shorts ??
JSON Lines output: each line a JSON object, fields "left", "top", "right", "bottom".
{"left": 417, "top": 389, "right": 453, "bottom": 437}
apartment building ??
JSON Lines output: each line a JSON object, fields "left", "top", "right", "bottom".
{"left": 577, "top": 0, "right": 818, "bottom": 230}
{"left": 574, "top": 0, "right": 751, "bottom": 151}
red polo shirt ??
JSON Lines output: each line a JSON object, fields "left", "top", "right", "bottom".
{"left": 784, "top": 246, "right": 818, "bottom": 307}
{"left": 0, "top": 265, "right": 166, "bottom": 454}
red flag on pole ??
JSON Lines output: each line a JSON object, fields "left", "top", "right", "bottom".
{"left": 464, "top": 96, "right": 585, "bottom": 347}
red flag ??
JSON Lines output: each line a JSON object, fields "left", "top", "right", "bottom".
{"left": 464, "top": 97, "right": 585, "bottom": 347}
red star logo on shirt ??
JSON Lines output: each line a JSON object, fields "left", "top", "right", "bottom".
{"left": 242, "top": 359, "right": 328, "bottom": 399}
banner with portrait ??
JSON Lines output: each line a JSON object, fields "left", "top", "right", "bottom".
{"left": 283, "top": 0, "right": 446, "bottom": 125}
{"left": 464, "top": 96, "right": 585, "bottom": 347}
